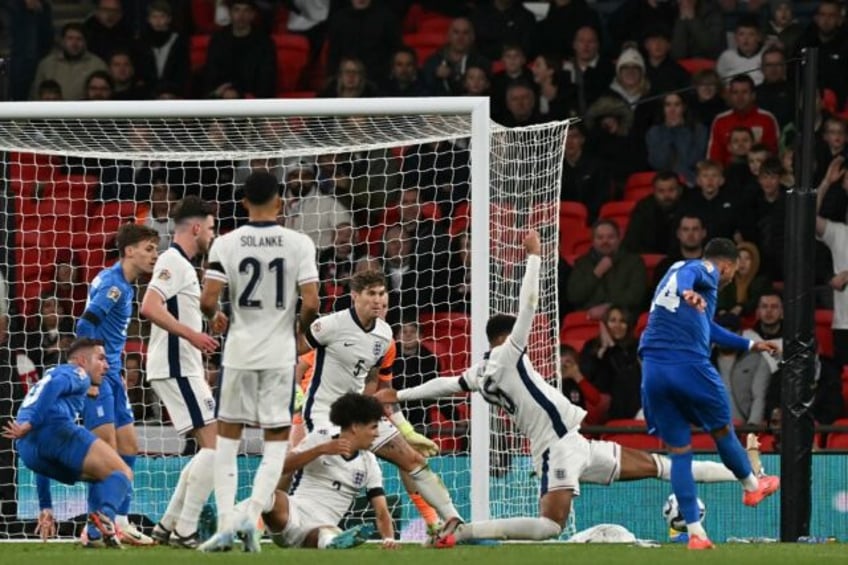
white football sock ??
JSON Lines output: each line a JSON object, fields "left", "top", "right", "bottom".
{"left": 214, "top": 437, "right": 241, "bottom": 532}
{"left": 317, "top": 526, "right": 342, "bottom": 549}
{"left": 245, "top": 441, "right": 288, "bottom": 525}
{"left": 686, "top": 521, "right": 708, "bottom": 538}
{"left": 176, "top": 448, "right": 215, "bottom": 536}
{"left": 653, "top": 454, "right": 737, "bottom": 483}
{"left": 457, "top": 517, "right": 561, "bottom": 541}
{"left": 409, "top": 465, "right": 460, "bottom": 521}
{"left": 741, "top": 473, "right": 759, "bottom": 492}
{"left": 160, "top": 457, "right": 195, "bottom": 530}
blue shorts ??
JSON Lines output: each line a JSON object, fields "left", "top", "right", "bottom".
{"left": 641, "top": 358, "right": 731, "bottom": 448}
{"left": 17, "top": 422, "right": 96, "bottom": 485}
{"left": 83, "top": 374, "right": 134, "bottom": 430}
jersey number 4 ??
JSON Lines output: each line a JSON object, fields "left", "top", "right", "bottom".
{"left": 239, "top": 257, "right": 286, "bottom": 309}
{"left": 651, "top": 272, "right": 681, "bottom": 313}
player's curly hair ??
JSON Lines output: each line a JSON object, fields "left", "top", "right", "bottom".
{"left": 350, "top": 270, "right": 386, "bottom": 292}
{"left": 243, "top": 170, "right": 280, "bottom": 205}
{"left": 116, "top": 223, "right": 160, "bottom": 257}
{"left": 329, "top": 393, "right": 384, "bottom": 428}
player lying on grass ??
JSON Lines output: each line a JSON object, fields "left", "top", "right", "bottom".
{"left": 237, "top": 392, "right": 398, "bottom": 550}
{"left": 375, "top": 230, "right": 763, "bottom": 546}
{"left": 2, "top": 339, "right": 131, "bottom": 548}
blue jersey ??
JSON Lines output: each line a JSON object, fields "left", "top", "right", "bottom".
{"left": 17, "top": 364, "right": 91, "bottom": 431}
{"left": 77, "top": 262, "right": 133, "bottom": 383}
{"left": 639, "top": 259, "right": 750, "bottom": 362}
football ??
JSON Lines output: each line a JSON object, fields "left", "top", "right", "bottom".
{"left": 662, "top": 494, "right": 706, "bottom": 532}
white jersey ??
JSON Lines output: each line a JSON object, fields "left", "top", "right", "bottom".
{"left": 205, "top": 222, "right": 318, "bottom": 370}
{"left": 289, "top": 430, "right": 384, "bottom": 525}
{"left": 303, "top": 308, "right": 394, "bottom": 429}
{"left": 146, "top": 244, "right": 204, "bottom": 380}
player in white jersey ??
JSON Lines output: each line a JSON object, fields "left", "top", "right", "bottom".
{"left": 300, "top": 270, "right": 463, "bottom": 531}
{"left": 376, "top": 231, "right": 746, "bottom": 546}
{"left": 257, "top": 393, "right": 398, "bottom": 550}
{"left": 199, "top": 171, "right": 320, "bottom": 552}
{"left": 140, "top": 196, "right": 226, "bottom": 548}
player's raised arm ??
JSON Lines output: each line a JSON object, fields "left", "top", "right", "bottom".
{"left": 508, "top": 230, "right": 542, "bottom": 350}
{"left": 709, "top": 319, "right": 753, "bottom": 351}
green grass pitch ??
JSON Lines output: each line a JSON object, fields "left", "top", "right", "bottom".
{"left": 1, "top": 542, "right": 845, "bottom": 565}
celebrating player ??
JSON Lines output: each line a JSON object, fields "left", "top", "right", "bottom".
{"left": 76, "top": 223, "right": 159, "bottom": 546}
{"left": 199, "top": 171, "right": 320, "bottom": 552}
{"left": 640, "top": 238, "right": 780, "bottom": 549}
{"left": 250, "top": 393, "right": 398, "bottom": 550}
{"left": 140, "top": 196, "right": 224, "bottom": 548}
{"left": 3, "top": 339, "right": 130, "bottom": 548}
{"left": 299, "top": 270, "right": 463, "bottom": 533}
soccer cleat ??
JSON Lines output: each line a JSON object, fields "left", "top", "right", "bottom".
{"left": 197, "top": 530, "right": 234, "bottom": 552}
{"left": 170, "top": 531, "right": 201, "bottom": 549}
{"left": 234, "top": 514, "right": 262, "bottom": 553}
{"left": 151, "top": 522, "right": 172, "bottom": 545}
{"left": 117, "top": 521, "right": 155, "bottom": 546}
{"left": 87, "top": 512, "right": 122, "bottom": 549}
{"left": 434, "top": 533, "right": 456, "bottom": 549}
{"left": 743, "top": 475, "right": 780, "bottom": 507}
{"left": 434, "top": 517, "right": 462, "bottom": 549}
{"left": 687, "top": 534, "right": 715, "bottom": 550}
{"left": 79, "top": 528, "right": 106, "bottom": 549}
{"left": 326, "top": 524, "right": 375, "bottom": 549}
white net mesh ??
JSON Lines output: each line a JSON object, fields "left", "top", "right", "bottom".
{"left": 0, "top": 106, "right": 569, "bottom": 541}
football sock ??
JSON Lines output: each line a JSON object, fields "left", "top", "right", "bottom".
{"left": 160, "top": 457, "right": 194, "bottom": 531}
{"left": 409, "top": 492, "right": 440, "bottom": 527}
{"left": 176, "top": 448, "right": 215, "bottom": 536}
{"left": 99, "top": 471, "right": 132, "bottom": 521}
{"left": 670, "top": 451, "right": 701, "bottom": 527}
{"left": 245, "top": 441, "right": 288, "bottom": 526}
{"left": 456, "top": 517, "right": 561, "bottom": 541}
{"left": 86, "top": 482, "right": 103, "bottom": 539}
{"left": 317, "top": 527, "right": 342, "bottom": 549}
{"left": 686, "top": 521, "right": 708, "bottom": 539}
{"left": 409, "top": 465, "right": 460, "bottom": 521}
{"left": 214, "top": 436, "right": 241, "bottom": 532}
{"left": 714, "top": 432, "right": 756, "bottom": 487}
{"left": 653, "top": 454, "right": 737, "bottom": 482}
{"left": 116, "top": 454, "right": 136, "bottom": 528}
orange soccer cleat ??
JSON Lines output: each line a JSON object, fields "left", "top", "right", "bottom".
{"left": 743, "top": 475, "right": 780, "bottom": 507}
{"left": 687, "top": 534, "right": 715, "bottom": 550}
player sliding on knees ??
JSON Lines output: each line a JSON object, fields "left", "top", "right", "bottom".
{"left": 237, "top": 393, "right": 399, "bottom": 550}
{"left": 298, "top": 270, "right": 464, "bottom": 536}
{"left": 2, "top": 339, "right": 132, "bottom": 548}
{"left": 375, "top": 230, "right": 755, "bottom": 547}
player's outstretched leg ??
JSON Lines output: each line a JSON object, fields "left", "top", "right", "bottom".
{"left": 710, "top": 426, "right": 780, "bottom": 507}
{"left": 153, "top": 458, "right": 195, "bottom": 543}
{"left": 80, "top": 437, "right": 135, "bottom": 549}
{"left": 400, "top": 470, "right": 441, "bottom": 536}
{"left": 647, "top": 452, "right": 738, "bottom": 483}
{"left": 668, "top": 448, "right": 713, "bottom": 550}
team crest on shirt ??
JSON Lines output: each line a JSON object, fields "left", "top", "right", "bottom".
{"left": 702, "top": 261, "right": 715, "bottom": 273}
{"left": 107, "top": 286, "right": 122, "bottom": 302}
{"left": 157, "top": 269, "right": 171, "bottom": 280}
{"left": 205, "top": 397, "right": 216, "bottom": 411}
{"left": 76, "top": 367, "right": 87, "bottom": 379}
{"left": 353, "top": 471, "right": 366, "bottom": 487}
{"left": 373, "top": 341, "right": 384, "bottom": 357}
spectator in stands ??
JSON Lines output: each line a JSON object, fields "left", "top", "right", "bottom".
{"left": 717, "top": 15, "right": 766, "bottom": 85}
{"left": 563, "top": 25, "right": 615, "bottom": 114}
{"left": 461, "top": 65, "right": 491, "bottom": 97}
{"left": 680, "top": 160, "right": 742, "bottom": 240}
{"left": 23, "top": 294, "right": 74, "bottom": 378}
{"left": 84, "top": 69, "right": 114, "bottom": 100}
{"left": 8, "top": 0, "right": 54, "bottom": 101}
{"left": 580, "top": 305, "right": 643, "bottom": 421}
{"left": 470, "top": 0, "right": 536, "bottom": 62}
{"left": 496, "top": 80, "right": 542, "bottom": 127}
{"left": 607, "top": 0, "right": 677, "bottom": 50}
{"left": 816, "top": 117, "right": 848, "bottom": 189}
{"left": 646, "top": 92, "right": 708, "bottom": 186}
{"left": 489, "top": 44, "right": 534, "bottom": 119}
{"left": 531, "top": 53, "right": 577, "bottom": 122}
{"left": 537, "top": 0, "right": 601, "bottom": 61}
{"left": 707, "top": 75, "right": 779, "bottom": 166}
{"left": 31, "top": 22, "right": 107, "bottom": 100}
{"left": 53, "top": 256, "right": 87, "bottom": 320}
{"left": 142, "top": 174, "right": 176, "bottom": 252}
{"left": 319, "top": 57, "right": 379, "bottom": 98}
{"left": 286, "top": 0, "right": 331, "bottom": 60}
{"left": 125, "top": 351, "right": 161, "bottom": 423}
{"left": 84, "top": 0, "right": 132, "bottom": 61}
{"left": 382, "top": 224, "right": 417, "bottom": 323}
{"left": 567, "top": 219, "right": 647, "bottom": 319}
{"left": 281, "top": 161, "right": 352, "bottom": 250}
{"left": 671, "top": 0, "right": 726, "bottom": 60}
{"left": 422, "top": 17, "right": 489, "bottom": 96}
{"left": 717, "top": 241, "right": 773, "bottom": 317}
{"left": 379, "top": 47, "right": 427, "bottom": 97}
{"left": 795, "top": 0, "right": 848, "bottom": 107}
{"left": 756, "top": 46, "right": 794, "bottom": 131}
{"left": 643, "top": 25, "right": 690, "bottom": 97}
{"left": 724, "top": 135, "right": 763, "bottom": 197}
{"left": 740, "top": 156, "right": 787, "bottom": 280}
{"left": 393, "top": 320, "right": 441, "bottom": 430}
{"left": 653, "top": 213, "right": 707, "bottom": 287}
{"left": 204, "top": 0, "right": 276, "bottom": 98}
{"left": 763, "top": 0, "right": 803, "bottom": 55}
{"left": 317, "top": 222, "right": 359, "bottom": 313}
{"left": 447, "top": 231, "right": 471, "bottom": 313}
{"left": 688, "top": 68, "right": 727, "bottom": 129}
{"left": 134, "top": 0, "right": 189, "bottom": 97}
{"left": 560, "top": 124, "right": 609, "bottom": 223}
{"left": 36, "top": 80, "right": 63, "bottom": 101}
{"left": 623, "top": 170, "right": 683, "bottom": 255}
{"left": 108, "top": 50, "right": 150, "bottom": 100}
{"left": 559, "top": 345, "right": 607, "bottom": 425}
{"left": 326, "top": 0, "right": 401, "bottom": 84}
{"left": 584, "top": 93, "right": 645, "bottom": 195}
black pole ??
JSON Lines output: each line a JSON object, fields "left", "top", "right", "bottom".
{"left": 780, "top": 47, "right": 818, "bottom": 543}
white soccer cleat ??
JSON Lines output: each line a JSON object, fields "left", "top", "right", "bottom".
{"left": 234, "top": 515, "right": 262, "bottom": 553}
{"left": 117, "top": 521, "right": 155, "bottom": 546}
{"left": 197, "top": 530, "right": 235, "bottom": 552}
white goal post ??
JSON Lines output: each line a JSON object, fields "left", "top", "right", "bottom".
{"left": 0, "top": 98, "right": 570, "bottom": 539}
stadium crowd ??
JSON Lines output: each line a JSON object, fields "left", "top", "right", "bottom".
{"left": 3, "top": 0, "right": 848, "bottom": 459}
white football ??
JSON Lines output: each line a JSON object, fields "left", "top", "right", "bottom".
{"left": 662, "top": 494, "right": 706, "bottom": 532}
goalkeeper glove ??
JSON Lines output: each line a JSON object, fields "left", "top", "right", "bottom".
{"left": 293, "top": 386, "right": 306, "bottom": 414}
{"left": 389, "top": 411, "right": 439, "bottom": 457}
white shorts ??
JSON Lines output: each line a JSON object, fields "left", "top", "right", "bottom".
{"left": 579, "top": 439, "right": 621, "bottom": 485}
{"left": 269, "top": 496, "right": 339, "bottom": 548}
{"left": 218, "top": 368, "right": 294, "bottom": 428}
{"left": 150, "top": 377, "right": 216, "bottom": 435}
{"left": 312, "top": 418, "right": 399, "bottom": 453}
{"left": 535, "top": 431, "right": 591, "bottom": 497}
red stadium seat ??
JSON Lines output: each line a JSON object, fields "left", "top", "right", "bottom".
{"left": 76, "top": 248, "right": 115, "bottom": 284}
{"left": 598, "top": 200, "right": 636, "bottom": 237}
{"left": 282, "top": 90, "right": 317, "bottom": 98}
{"left": 560, "top": 336, "right": 588, "bottom": 353}
{"left": 418, "top": 14, "right": 452, "bottom": 36}
{"left": 635, "top": 311, "right": 650, "bottom": 337}
{"left": 449, "top": 201, "right": 470, "bottom": 236}
{"left": 8, "top": 152, "right": 61, "bottom": 195}
{"left": 191, "top": 0, "right": 218, "bottom": 34}
{"left": 641, "top": 254, "right": 666, "bottom": 286}
{"left": 560, "top": 310, "right": 600, "bottom": 346}
{"left": 418, "top": 312, "right": 470, "bottom": 374}
{"left": 623, "top": 184, "right": 654, "bottom": 202}
{"left": 273, "top": 34, "right": 310, "bottom": 94}
{"left": 190, "top": 35, "right": 210, "bottom": 72}
{"left": 756, "top": 434, "right": 776, "bottom": 453}
{"left": 826, "top": 419, "right": 848, "bottom": 449}
{"left": 560, "top": 224, "right": 592, "bottom": 257}
{"left": 18, "top": 248, "right": 58, "bottom": 289}
{"left": 815, "top": 309, "right": 834, "bottom": 358}
{"left": 528, "top": 313, "right": 556, "bottom": 374}
{"left": 600, "top": 419, "right": 662, "bottom": 450}
{"left": 690, "top": 433, "right": 715, "bottom": 451}
{"left": 403, "top": 32, "right": 445, "bottom": 66}
{"left": 677, "top": 58, "right": 716, "bottom": 75}
{"left": 560, "top": 201, "right": 588, "bottom": 228}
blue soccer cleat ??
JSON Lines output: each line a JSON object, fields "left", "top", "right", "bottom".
{"left": 326, "top": 524, "right": 375, "bottom": 549}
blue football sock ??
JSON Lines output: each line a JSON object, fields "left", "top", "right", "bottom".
{"left": 99, "top": 471, "right": 132, "bottom": 520}
{"left": 87, "top": 482, "right": 102, "bottom": 539}
{"left": 715, "top": 432, "right": 753, "bottom": 479}
{"left": 670, "top": 451, "right": 700, "bottom": 525}
{"left": 117, "top": 454, "right": 136, "bottom": 516}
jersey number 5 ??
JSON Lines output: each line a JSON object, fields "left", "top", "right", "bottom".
{"left": 239, "top": 257, "right": 285, "bottom": 309}
{"left": 651, "top": 272, "right": 681, "bottom": 313}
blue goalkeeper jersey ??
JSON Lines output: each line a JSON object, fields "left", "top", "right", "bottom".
{"left": 76, "top": 262, "right": 133, "bottom": 383}
{"left": 17, "top": 364, "right": 91, "bottom": 431}
{"left": 639, "top": 259, "right": 750, "bottom": 362}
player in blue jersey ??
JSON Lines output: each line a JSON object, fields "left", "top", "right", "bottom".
{"left": 640, "top": 238, "right": 781, "bottom": 550}
{"left": 77, "top": 223, "right": 159, "bottom": 546}
{"left": 2, "top": 339, "right": 132, "bottom": 548}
